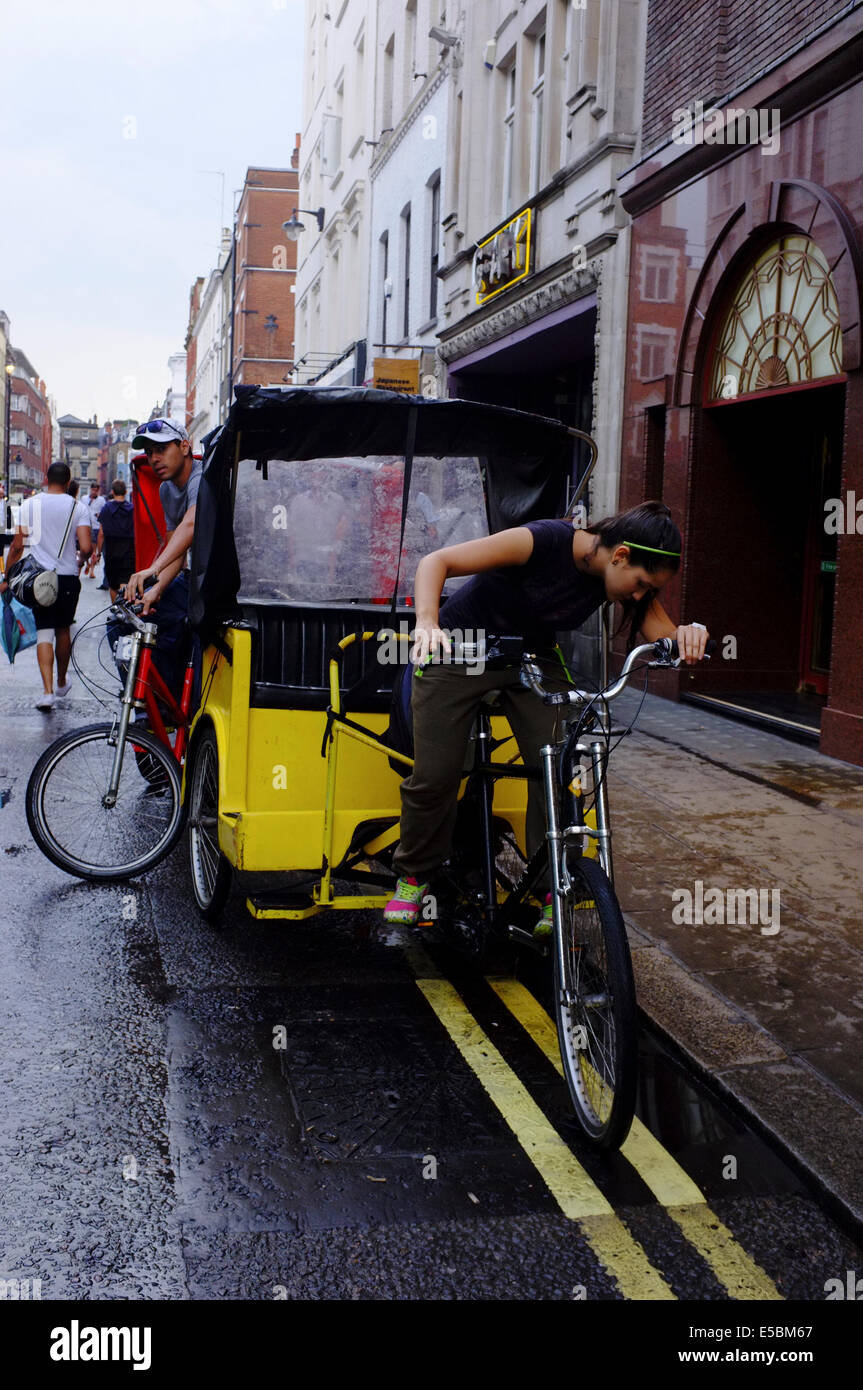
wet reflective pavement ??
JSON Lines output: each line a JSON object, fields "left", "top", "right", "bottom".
{"left": 1, "top": 583, "right": 862, "bottom": 1300}
{"left": 2, "top": 817, "right": 861, "bottom": 1298}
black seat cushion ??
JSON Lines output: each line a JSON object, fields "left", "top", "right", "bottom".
{"left": 241, "top": 603, "right": 412, "bottom": 712}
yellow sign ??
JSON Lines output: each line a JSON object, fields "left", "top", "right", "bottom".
{"left": 473, "top": 208, "right": 532, "bottom": 306}
{"left": 373, "top": 358, "right": 420, "bottom": 394}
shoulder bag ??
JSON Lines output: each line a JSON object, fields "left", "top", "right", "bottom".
{"left": 6, "top": 497, "right": 79, "bottom": 609}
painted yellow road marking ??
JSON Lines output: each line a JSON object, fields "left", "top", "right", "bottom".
{"left": 416, "top": 976, "right": 675, "bottom": 1300}
{"left": 490, "top": 978, "right": 783, "bottom": 1301}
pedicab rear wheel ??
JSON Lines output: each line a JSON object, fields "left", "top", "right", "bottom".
{"left": 188, "top": 728, "right": 233, "bottom": 921}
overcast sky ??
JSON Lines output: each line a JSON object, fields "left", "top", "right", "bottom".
{"left": 0, "top": 0, "right": 305, "bottom": 429}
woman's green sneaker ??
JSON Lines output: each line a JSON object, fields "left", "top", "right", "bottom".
{"left": 383, "top": 876, "right": 430, "bottom": 926}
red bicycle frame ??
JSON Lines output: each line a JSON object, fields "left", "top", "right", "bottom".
{"left": 133, "top": 644, "right": 195, "bottom": 763}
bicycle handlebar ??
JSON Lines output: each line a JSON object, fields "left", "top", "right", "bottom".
{"left": 521, "top": 637, "right": 717, "bottom": 706}
{"left": 109, "top": 597, "right": 156, "bottom": 633}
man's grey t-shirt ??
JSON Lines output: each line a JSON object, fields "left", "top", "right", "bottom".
{"left": 159, "top": 460, "right": 202, "bottom": 532}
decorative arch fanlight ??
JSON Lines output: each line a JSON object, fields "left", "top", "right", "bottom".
{"left": 708, "top": 234, "right": 843, "bottom": 402}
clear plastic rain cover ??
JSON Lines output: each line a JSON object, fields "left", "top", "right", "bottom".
{"left": 234, "top": 454, "right": 488, "bottom": 605}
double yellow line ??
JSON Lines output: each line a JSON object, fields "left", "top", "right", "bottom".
{"left": 412, "top": 957, "right": 781, "bottom": 1301}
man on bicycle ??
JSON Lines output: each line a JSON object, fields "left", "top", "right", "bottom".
{"left": 122, "top": 419, "right": 200, "bottom": 702}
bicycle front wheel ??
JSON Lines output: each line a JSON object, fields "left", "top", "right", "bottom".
{"left": 554, "top": 856, "right": 637, "bottom": 1149}
{"left": 26, "top": 722, "right": 184, "bottom": 881}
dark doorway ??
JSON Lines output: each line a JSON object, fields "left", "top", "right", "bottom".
{"left": 684, "top": 380, "right": 845, "bottom": 736}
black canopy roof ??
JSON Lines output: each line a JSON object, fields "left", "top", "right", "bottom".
{"left": 189, "top": 385, "right": 578, "bottom": 633}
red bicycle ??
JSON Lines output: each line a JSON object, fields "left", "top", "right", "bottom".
{"left": 26, "top": 598, "right": 194, "bottom": 880}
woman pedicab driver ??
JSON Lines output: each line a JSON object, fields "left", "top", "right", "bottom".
{"left": 383, "top": 502, "right": 709, "bottom": 929}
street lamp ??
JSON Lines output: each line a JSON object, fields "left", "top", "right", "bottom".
{"left": 282, "top": 207, "right": 325, "bottom": 240}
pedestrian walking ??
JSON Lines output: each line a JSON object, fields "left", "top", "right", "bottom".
{"left": 84, "top": 483, "right": 106, "bottom": 583}
{"left": 0, "top": 462, "right": 91, "bottom": 709}
{"left": 93, "top": 479, "right": 135, "bottom": 601}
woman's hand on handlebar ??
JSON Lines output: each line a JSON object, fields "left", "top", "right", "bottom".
{"left": 410, "top": 621, "right": 452, "bottom": 665}
{"left": 675, "top": 623, "right": 710, "bottom": 665}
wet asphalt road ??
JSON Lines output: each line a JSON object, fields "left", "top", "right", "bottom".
{"left": 1, "top": 587, "right": 862, "bottom": 1301}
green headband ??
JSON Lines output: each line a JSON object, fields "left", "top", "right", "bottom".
{"left": 622, "top": 539, "right": 681, "bottom": 557}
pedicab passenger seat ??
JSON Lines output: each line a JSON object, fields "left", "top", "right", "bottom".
{"left": 241, "top": 603, "right": 411, "bottom": 712}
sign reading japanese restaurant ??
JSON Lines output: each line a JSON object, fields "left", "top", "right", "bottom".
{"left": 373, "top": 358, "right": 421, "bottom": 394}
{"left": 472, "top": 208, "right": 532, "bottom": 306}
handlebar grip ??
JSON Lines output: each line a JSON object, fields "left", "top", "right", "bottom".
{"left": 656, "top": 637, "right": 718, "bottom": 660}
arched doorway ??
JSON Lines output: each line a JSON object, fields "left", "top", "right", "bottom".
{"left": 686, "top": 232, "right": 846, "bottom": 734}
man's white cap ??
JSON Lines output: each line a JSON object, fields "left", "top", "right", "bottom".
{"left": 132, "top": 418, "right": 190, "bottom": 449}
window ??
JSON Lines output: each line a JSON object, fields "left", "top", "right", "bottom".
{"left": 81, "top": 446, "right": 89, "bottom": 457}
{"left": 530, "top": 30, "right": 546, "bottom": 191}
{"left": 405, "top": 0, "right": 417, "bottom": 106}
{"left": 503, "top": 62, "right": 517, "bottom": 214}
{"left": 10, "top": 428, "right": 26, "bottom": 447}
{"left": 402, "top": 205, "right": 411, "bottom": 339}
{"left": 380, "top": 231, "right": 389, "bottom": 343}
{"left": 429, "top": 174, "right": 440, "bottom": 320}
{"left": 382, "top": 34, "right": 395, "bottom": 132}
{"left": 638, "top": 329, "right": 673, "bottom": 381}
{"left": 353, "top": 26, "right": 365, "bottom": 146}
{"left": 642, "top": 250, "right": 676, "bottom": 302}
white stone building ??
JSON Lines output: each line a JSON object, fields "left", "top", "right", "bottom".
{"left": 367, "top": 0, "right": 450, "bottom": 393}
{"left": 294, "top": 0, "right": 380, "bottom": 387}
{"left": 190, "top": 233, "right": 232, "bottom": 445}
{"left": 163, "top": 351, "right": 188, "bottom": 428}
{"left": 435, "top": 0, "right": 646, "bottom": 522}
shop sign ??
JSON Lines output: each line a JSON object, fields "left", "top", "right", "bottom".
{"left": 373, "top": 358, "right": 420, "bottom": 394}
{"left": 473, "top": 209, "right": 532, "bottom": 306}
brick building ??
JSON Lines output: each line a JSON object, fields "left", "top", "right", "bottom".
{"left": 619, "top": 0, "right": 863, "bottom": 766}
{"left": 231, "top": 156, "right": 299, "bottom": 391}
{"left": 8, "top": 348, "right": 51, "bottom": 491}
{"left": 185, "top": 277, "right": 205, "bottom": 432}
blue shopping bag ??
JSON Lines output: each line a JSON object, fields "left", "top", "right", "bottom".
{"left": 1, "top": 591, "right": 38, "bottom": 663}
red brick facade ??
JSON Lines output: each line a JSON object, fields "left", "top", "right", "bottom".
{"left": 8, "top": 365, "right": 50, "bottom": 489}
{"left": 642, "top": 0, "right": 850, "bottom": 150}
{"left": 232, "top": 152, "right": 300, "bottom": 390}
{"left": 185, "top": 276, "right": 204, "bottom": 430}
{"left": 621, "top": 2, "right": 863, "bottom": 765}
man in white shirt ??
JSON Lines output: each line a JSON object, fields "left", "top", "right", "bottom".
{"left": 0, "top": 463, "right": 91, "bottom": 709}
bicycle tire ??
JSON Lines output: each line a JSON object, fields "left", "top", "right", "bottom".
{"left": 26, "top": 722, "right": 184, "bottom": 882}
{"left": 554, "top": 855, "right": 637, "bottom": 1149}
{"left": 187, "top": 728, "right": 233, "bottom": 922}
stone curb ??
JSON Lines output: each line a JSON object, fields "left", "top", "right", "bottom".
{"left": 627, "top": 921, "right": 863, "bottom": 1244}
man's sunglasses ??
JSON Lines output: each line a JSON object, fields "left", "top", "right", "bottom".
{"left": 142, "top": 419, "right": 181, "bottom": 436}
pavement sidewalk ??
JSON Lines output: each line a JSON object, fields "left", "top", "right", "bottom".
{"left": 609, "top": 687, "right": 863, "bottom": 1234}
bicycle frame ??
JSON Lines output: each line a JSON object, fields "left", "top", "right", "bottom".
{"left": 454, "top": 640, "right": 679, "bottom": 953}
{"left": 103, "top": 617, "right": 194, "bottom": 807}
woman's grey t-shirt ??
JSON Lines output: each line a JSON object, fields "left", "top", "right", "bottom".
{"left": 438, "top": 519, "right": 606, "bottom": 650}
{"left": 159, "top": 461, "right": 202, "bottom": 531}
